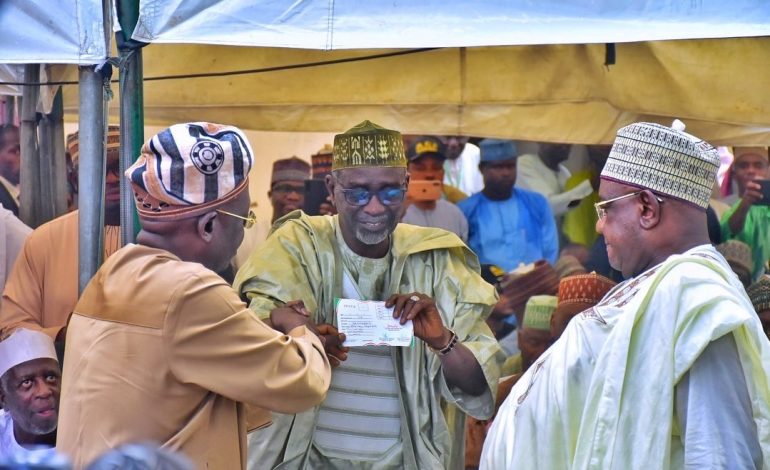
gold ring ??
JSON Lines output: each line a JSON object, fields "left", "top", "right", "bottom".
{"left": 410, "top": 295, "right": 420, "bottom": 302}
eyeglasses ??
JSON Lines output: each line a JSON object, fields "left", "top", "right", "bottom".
{"left": 216, "top": 209, "right": 257, "bottom": 228}
{"left": 337, "top": 186, "right": 406, "bottom": 207}
{"left": 271, "top": 184, "right": 304, "bottom": 195}
{"left": 594, "top": 190, "right": 664, "bottom": 220}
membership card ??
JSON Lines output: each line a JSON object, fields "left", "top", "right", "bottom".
{"left": 335, "top": 298, "right": 414, "bottom": 347}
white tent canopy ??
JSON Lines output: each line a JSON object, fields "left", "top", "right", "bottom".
{"left": 0, "top": 0, "right": 108, "bottom": 65}
{"left": 133, "top": 0, "right": 770, "bottom": 48}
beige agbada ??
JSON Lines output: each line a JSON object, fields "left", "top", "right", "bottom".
{"left": 0, "top": 210, "right": 121, "bottom": 338}
{"left": 57, "top": 244, "right": 331, "bottom": 469}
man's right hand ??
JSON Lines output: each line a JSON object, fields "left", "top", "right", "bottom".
{"left": 316, "top": 323, "right": 348, "bottom": 367}
{"left": 741, "top": 180, "right": 765, "bottom": 206}
{"left": 269, "top": 300, "right": 313, "bottom": 335}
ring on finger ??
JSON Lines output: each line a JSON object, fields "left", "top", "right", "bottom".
{"left": 409, "top": 295, "right": 420, "bottom": 302}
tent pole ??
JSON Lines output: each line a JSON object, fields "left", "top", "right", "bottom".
{"left": 50, "top": 90, "right": 68, "bottom": 217}
{"left": 117, "top": 0, "right": 144, "bottom": 245}
{"left": 37, "top": 99, "right": 55, "bottom": 222}
{"left": 78, "top": 66, "right": 106, "bottom": 294}
{"left": 19, "top": 64, "right": 41, "bottom": 227}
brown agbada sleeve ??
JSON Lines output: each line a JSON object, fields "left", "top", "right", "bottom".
{"left": 163, "top": 273, "right": 331, "bottom": 414}
{"left": 0, "top": 231, "right": 66, "bottom": 339}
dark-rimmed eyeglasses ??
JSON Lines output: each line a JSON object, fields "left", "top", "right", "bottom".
{"left": 337, "top": 186, "right": 406, "bottom": 207}
{"left": 271, "top": 183, "right": 304, "bottom": 195}
{"left": 217, "top": 209, "right": 257, "bottom": 228}
{"left": 594, "top": 190, "right": 664, "bottom": 220}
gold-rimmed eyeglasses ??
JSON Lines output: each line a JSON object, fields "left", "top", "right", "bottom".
{"left": 594, "top": 190, "right": 664, "bottom": 220}
{"left": 217, "top": 209, "right": 257, "bottom": 229}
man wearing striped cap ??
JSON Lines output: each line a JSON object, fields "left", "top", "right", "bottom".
{"left": 236, "top": 120, "right": 502, "bottom": 470}
{"left": 483, "top": 121, "right": 770, "bottom": 469}
{"left": 57, "top": 123, "right": 332, "bottom": 469}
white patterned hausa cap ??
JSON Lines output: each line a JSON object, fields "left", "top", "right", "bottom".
{"left": 601, "top": 120, "right": 719, "bottom": 209}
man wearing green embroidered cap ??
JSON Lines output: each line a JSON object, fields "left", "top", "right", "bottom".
{"left": 483, "top": 121, "right": 770, "bottom": 469}
{"left": 518, "top": 295, "right": 557, "bottom": 371}
{"left": 235, "top": 120, "right": 503, "bottom": 470}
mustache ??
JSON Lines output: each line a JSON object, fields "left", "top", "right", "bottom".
{"left": 356, "top": 214, "right": 391, "bottom": 224}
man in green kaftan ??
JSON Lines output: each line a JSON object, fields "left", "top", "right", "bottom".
{"left": 482, "top": 121, "right": 770, "bottom": 469}
{"left": 234, "top": 120, "right": 503, "bottom": 470}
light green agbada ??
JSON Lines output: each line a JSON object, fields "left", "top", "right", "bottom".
{"left": 233, "top": 212, "right": 503, "bottom": 469}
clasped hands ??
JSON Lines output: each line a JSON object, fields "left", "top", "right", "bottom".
{"left": 269, "top": 293, "right": 452, "bottom": 367}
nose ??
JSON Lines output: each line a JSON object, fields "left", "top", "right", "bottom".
{"left": 105, "top": 170, "right": 120, "bottom": 183}
{"left": 595, "top": 215, "right": 605, "bottom": 235}
{"left": 362, "top": 192, "right": 386, "bottom": 214}
{"left": 33, "top": 379, "right": 55, "bottom": 399}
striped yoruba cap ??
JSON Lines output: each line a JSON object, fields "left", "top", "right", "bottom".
{"left": 601, "top": 121, "right": 719, "bottom": 209}
{"left": 126, "top": 122, "right": 253, "bottom": 220}
{"left": 522, "top": 295, "right": 558, "bottom": 330}
{"left": 332, "top": 120, "right": 406, "bottom": 171}
{"left": 67, "top": 125, "right": 121, "bottom": 165}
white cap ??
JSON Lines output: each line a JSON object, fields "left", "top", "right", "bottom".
{"left": 0, "top": 329, "right": 58, "bottom": 379}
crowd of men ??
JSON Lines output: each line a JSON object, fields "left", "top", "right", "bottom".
{"left": 0, "top": 117, "right": 768, "bottom": 469}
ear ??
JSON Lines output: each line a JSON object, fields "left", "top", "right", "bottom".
{"left": 196, "top": 212, "right": 218, "bottom": 242}
{"left": 638, "top": 190, "right": 662, "bottom": 230}
{"left": 404, "top": 172, "right": 411, "bottom": 188}
{"left": 324, "top": 174, "right": 336, "bottom": 206}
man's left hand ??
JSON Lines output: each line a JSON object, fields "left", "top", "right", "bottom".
{"left": 387, "top": 292, "right": 451, "bottom": 350}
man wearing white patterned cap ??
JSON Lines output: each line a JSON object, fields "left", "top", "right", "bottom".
{"left": 0, "top": 328, "right": 60, "bottom": 460}
{"left": 482, "top": 121, "right": 770, "bottom": 469}
{"left": 57, "top": 123, "right": 333, "bottom": 469}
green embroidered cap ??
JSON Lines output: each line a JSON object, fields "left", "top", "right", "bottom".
{"left": 522, "top": 295, "right": 558, "bottom": 331}
{"left": 332, "top": 120, "right": 407, "bottom": 171}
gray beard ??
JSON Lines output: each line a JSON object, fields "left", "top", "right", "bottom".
{"left": 355, "top": 227, "right": 390, "bottom": 245}
{"left": 9, "top": 408, "right": 57, "bottom": 435}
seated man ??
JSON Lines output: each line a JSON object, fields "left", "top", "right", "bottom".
{"left": 716, "top": 240, "right": 755, "bottom": 287}
{"left": 747, "top": 275, "right": 770, "bottom": 340}
{"left": 402, "top": 136, "right": 468, "bottom": 241}
{"left": 442, "top": 135, "right": 483, "bottom": 196}
{"left": 516, "top": 143, "right": 593, "bottom": 217}
{"left": 0, "top": 329, "right": 60, "bottom": 460}
{"left": 233, "top": 156, "right": 311, "bottom": 270}
{"left": 57, "top": 123, "right": 333, "bottom": 469}
{"left": 236, "top": 120, "right": 502, "bottom": 469}
{"left": 549, "top": 272, "right": 617, "bottom": 340}
{"left": 459, "top": 139, "right": 558, "bottom": 272}
{"left": 720, "top": 146, "right": 770, "bottom": 282}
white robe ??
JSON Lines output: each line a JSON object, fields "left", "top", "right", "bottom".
{"left": 482, "top": 245, "right": 770, "bottom": 469}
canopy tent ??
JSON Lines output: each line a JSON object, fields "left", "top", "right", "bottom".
{"left": 132, "top": 0, "right": 770, "bottom": 48}
{"left": 58, "top": 38, "right": 770, "bottom": 145}
{"left": 2, "top": 0, "right": 770, "bottom": 290}
{"left": 4, "top": 0, "right": 770, "bottom": 144}
{"left": 0, "top": 1, "right": 108, "bottom": 64}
